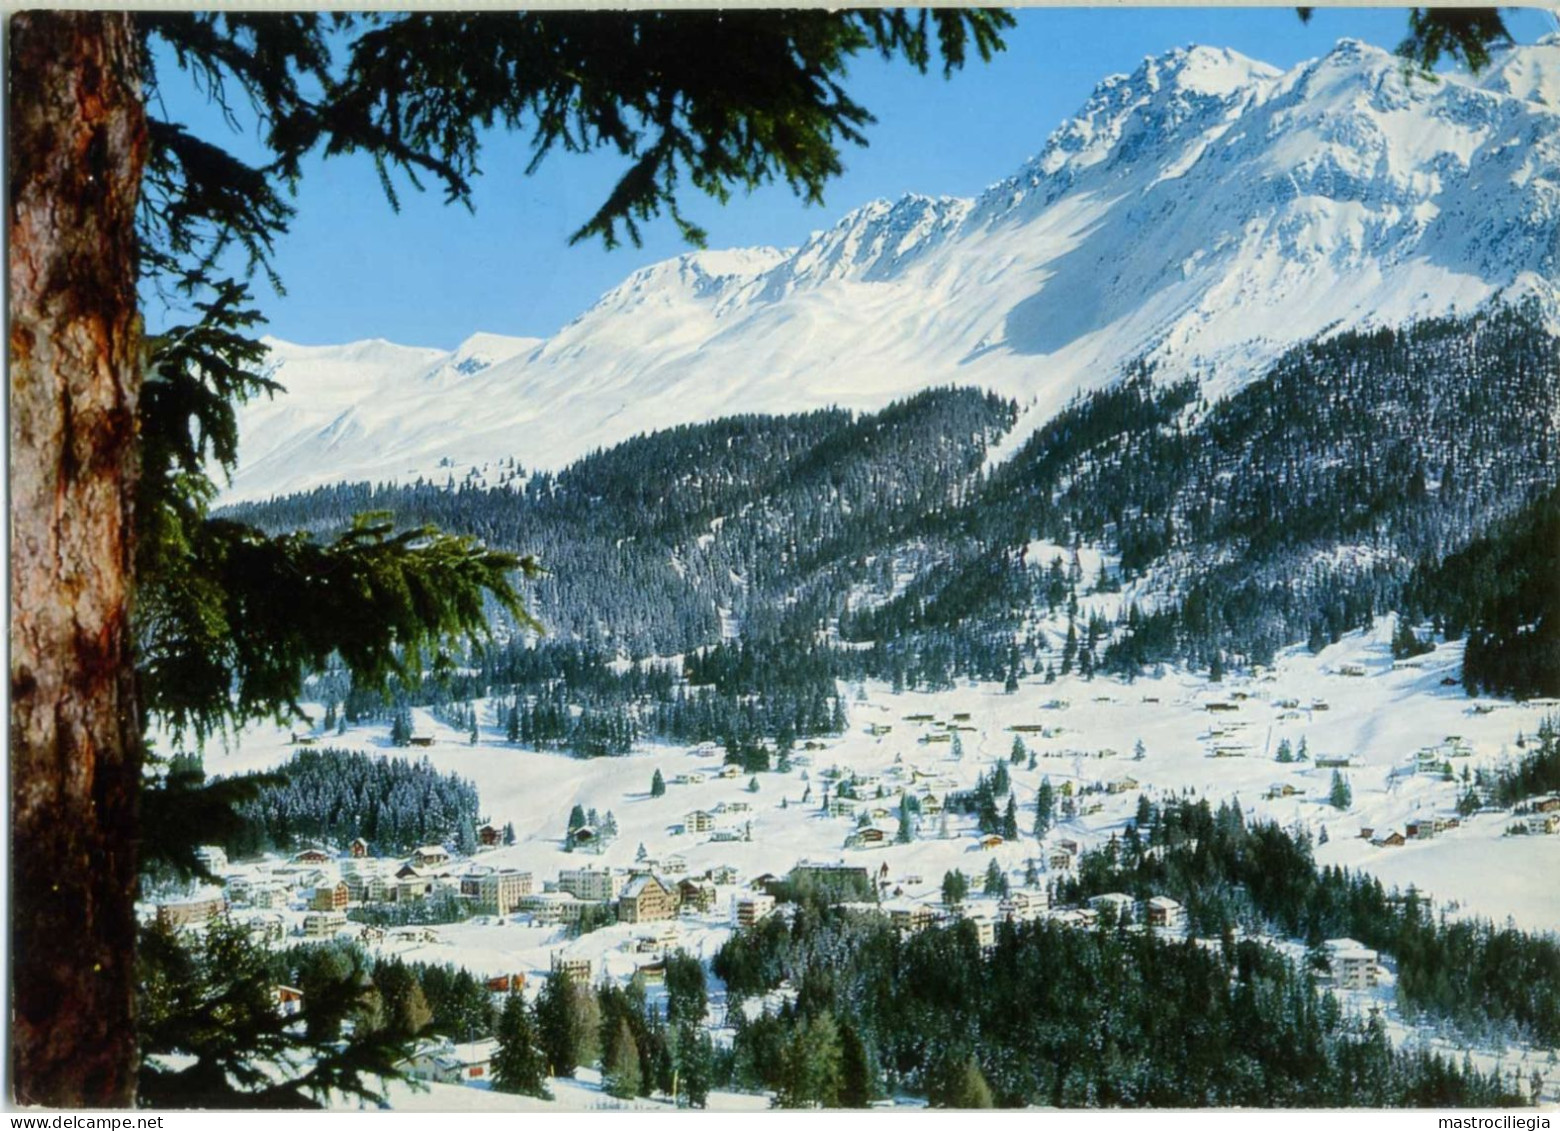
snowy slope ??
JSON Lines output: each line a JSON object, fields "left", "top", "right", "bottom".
{"left": 227, "top": 37, "right": 1560, "bottom": 502}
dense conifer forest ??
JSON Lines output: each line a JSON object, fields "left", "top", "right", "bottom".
{"left": 711, "top": 906, "right": 1529, "bottom": 1107}
{"left": 229, "top": 304, "right": 1560, "bottom": 748}
{"left": 218, "top": 748, "right": 482, "bottom": 857}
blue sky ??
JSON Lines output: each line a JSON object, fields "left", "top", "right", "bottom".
{"left": 147, "top": 7, "right": 1559, "bottom": 350}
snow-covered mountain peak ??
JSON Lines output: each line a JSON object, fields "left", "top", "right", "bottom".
{"left": 1478, "top": 35, "right": 1560, "bottom": 108}
{"left": 227, "top": 37, "right": 1560, "bottom": 503}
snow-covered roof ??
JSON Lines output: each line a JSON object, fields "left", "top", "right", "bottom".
{"left": 620, "top": 874, "right": 669, "bottom": 899}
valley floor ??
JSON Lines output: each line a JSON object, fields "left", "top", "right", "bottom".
{"left": 185, "top": 617, "right": 1560, "bottom": 1109}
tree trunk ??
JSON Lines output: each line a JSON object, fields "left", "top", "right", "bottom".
{"left": 9, "top": 10, "right": 146, "bottom": 1107}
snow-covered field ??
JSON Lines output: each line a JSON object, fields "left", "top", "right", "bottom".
{"left": 207, "top": 618, "right": 1560, "bottom": 941}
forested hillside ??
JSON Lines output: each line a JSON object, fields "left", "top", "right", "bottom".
{"left": 229, "top": 304, "right": 1560, "bottom": 751}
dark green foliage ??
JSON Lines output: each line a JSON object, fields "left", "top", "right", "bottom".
{"left": 1405, "top": 484, "right": 1560, "bottom": 699}
{"left": 1396, "top": 8, "right": 1512, "bottom": 73}
{"left": 136, "top": 284, "right": 535, "bottom": 749}
{"left": 712, "top": 903, "right": 1527, "bottom": 1108}
{"left": 1057, "top": 796, "right": 1560, "bottom": 1047}
{"left": 941, "top": 869, "right": 968, "bottom": 907}
{"left": 603, "top": 1018, "right": 642, "bottom": 1099}
{"left": 492, "top": 993, "right": 550, "bottom": 1099}
{"left": 536, "top": 969, "right": 585, "bottom": 1078}
{"left": 137, "top": 919, "right": 407, "bottom": 1108}
{"left": 1328, "top": 771, "right": 1353, "bottom": 811}
{"left": 1486, "top": 718, "right": 1560, "bottom": 810}
{"left": 217, "top": 747, "right": 480, "bottom": 857}
{"left": 650, "top": 768, "right": 666, "bottom": 798}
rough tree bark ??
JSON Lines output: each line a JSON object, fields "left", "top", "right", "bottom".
{"left": 9, "top": 11, "right": 147, "bottom": 1107}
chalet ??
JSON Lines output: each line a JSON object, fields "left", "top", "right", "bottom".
{"left": 391, "top": 926, "right": 440, "bottom": 945}
{"left": 395, "top": 866, "right": 437, "bottom": 902}
{"left": 348, "top": 837, "right": 370, "bottom": 859}
{"left": 1314, "top": 755, "right": 1353, "bottom": 769}
{"left": 719, "top": 764, "right": 742, "bottom": 780}
{"left": 478, "top": 870, "right": 534, "bottom": 914}
{"left": 709, "top": 828, "right": 744, "bottom": 843}
{"left": 732, "top": 893, "right": 776, "bottom": 929}
{"left": 848, "top": 826, "right": 889, "bottom": 849}
{"left": 411, "top": 845, "right": 450, "bottom": 868}
{"left": 725, "top": 801, "right": 752, "bottom": 814}
{"left": 155, "top": 890, "right": 226, "bottom": 929}
{"left": 867, "top": 723, "right": 893, "bottom": 737}
{"left": 558, "top": 866, "right": 622, "bottom": 902}
{"left": 310, "top": 881, "right": 350, "bottom": 912}
{"left": 485, "top": 972, "right": 525, "bottom": 994}
{"left": 1525, "top": 813, "right": 1560, "bottom": 836}
{"left": 678, "top": 879, "right": 717, "bottom": 913}
{"left": 1324, "top": 939, "right": 1380, "bottom": 990}
{"left": 709, "top": 865, "right": 739, "bottom": 885}
{"left": 1265, "top": 783, "right": 1303, "bottom": 800}
{"left": 1056, "top": 837, "right": 1082, "bottom": 856}
{"left": 291, "top": 848, "right": 332, "bottom": 865}
{"left": 568, "top": 825, "right": 604, "bottom": 852}
{"left": 1048, "top": 849, "right": 1076, "bottom": 871}
{"left": 920, "top": 793, "right": 944, "bottom": 816}
{"left": 408, "top": 735, "right": 434, "bottom": 747}
{"left": 685, "top": 810, "right": 716, "bottom": 834}
{"left": 275, "top": 985, "right": 304, "bottom": 1017}
{"left": 194, "top": 845, "right": 228, "bottom": 873}
{"left": 1359, "top": 827, "right": 1375, "bottom": 841}
{"left": 1337, "top": 663, "right": 1366, "bottom": 678}
{"left": 1371, "top": 829, "right": 1406, "bottom": 848}
{"left": 686, "top": 772, "right": 706, "bottom": 785}
{"left": 618, "top": 874, "right": 679, "bottom": 924}
{"left": 477, "top": 824, "right": 503, "bottom": 848}
{"left": 662, "top": 855, "right": 688, "bottom": 875}
{"left": 1106, "top": 777, "right": 1140, "bottom": 794}
{"left": 979, "top": 834, "right": 1006, "bottom": 851}
{"left": 1404, "top": 819, "right": 1437, "bottom": 841}
{"left": 431, "top": 1038, "right": 500, "bottom": 1084}
{"left": 1535, "top": 797, "right": 1560, "bottom": 814}
{"left": 1145, "top": 896, "right": 1184, "bottom": 930}
{"left": 551, "top": 954, "right": 592, "bottom": 983}
{"left": 301, "top": 910, "right": 347, "bottom": 939}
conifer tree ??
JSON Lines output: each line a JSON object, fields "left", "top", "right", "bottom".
{"left": 1329, "top": 771, "right": 1353, "bottom": 810}
{"left": 650, "top": 768, "right": 666, "bottom": 798}
{"left": 492, "top": 993, "right": 551, "bottom": 1099}
{"left": 536, "top": 969, "right": 582, "bottom": 1078}
{"left": 1034, "top": 777, "right": 1055, "bottom": 838}
{"left": 604, "top": 1019, "right": 642, "bottom": 1100}
{"left": 9, "top": 8, "right": 1014, "bottom": 1104}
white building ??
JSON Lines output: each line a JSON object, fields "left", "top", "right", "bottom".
{"left": 301, "top": 910, "right": 347, "bottom": 939}
{"left": 732, "top": 892, "right": 776, "bottom": 929}
{"left": 1325, "top": 938, "right": 1381, "bottom": 991}
{"left": 557, "top": 866, "right": 623, "bottom": 902}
